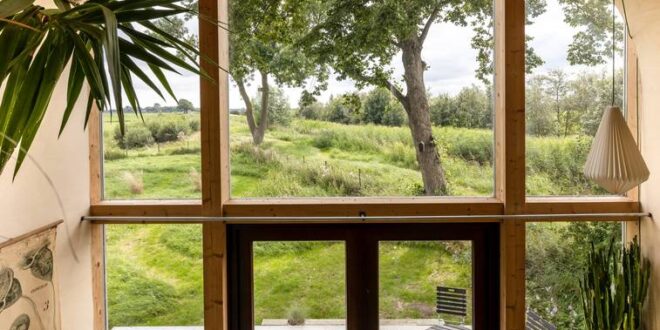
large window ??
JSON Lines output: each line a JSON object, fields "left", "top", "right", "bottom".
{"left": 101, "top": 11, "right": 201, "bottom": 200}
{"left": 525, "top": 0, "right": 626, "bottom": 196}
{"left": 227, "top": 0, "right": 495, "bottom": 198}
{"left": 526, "top": 221, "right": 622, "bottom": 329}
{"left": 90, "top": 0, "right": 643, "bottom": 329}
{"left": 105, "top": 224, "right": 203, "bottom": 328}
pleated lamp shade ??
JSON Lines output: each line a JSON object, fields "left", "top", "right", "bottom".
{"left": 583, "top": 106, "right": 649, "bottom": 194}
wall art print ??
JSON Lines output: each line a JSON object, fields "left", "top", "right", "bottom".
{"left": 0, "top": 222, "right": 60, "bottom": 330}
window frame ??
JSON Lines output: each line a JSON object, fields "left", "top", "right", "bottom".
{"left": 87, "top": 0, "right": 643, "bottom": 329}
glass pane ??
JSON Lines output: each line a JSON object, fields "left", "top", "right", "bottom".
{"left": 105, "top": 224, "right": 203, "bottom": 328}
{"left": 102, "top": 12, "right": 201, "bottom": 200}
{"left": 253, "top": 241, "right": 346, "bottom": 329}
{"left": 229, "top": 0, "right": 495, "bottom": 198}
{"left": 525, "top": 0, "right": 625, "bottom": 196}
{"left": 379, "top": 241, "right": 473, "bottom": 329}
{"left": 526, "top": 221, "right": 622, "bottom": 328}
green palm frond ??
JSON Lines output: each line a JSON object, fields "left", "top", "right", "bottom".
{"left": 0, "top": 0, "right": 208, "bottom": 177}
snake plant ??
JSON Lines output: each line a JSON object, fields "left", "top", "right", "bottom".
{"left": 580, "top": 236, "right": 650, "bottom": 330}
{"left": 0, "top": 0, "right": 205, "bottom": 176}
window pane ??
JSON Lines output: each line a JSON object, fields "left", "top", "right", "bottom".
{"left": 106, "top": 224, "right": 203, "bottom": 328}
{"left": 379, "top": 241, "right": 473, "bottom": 329}
{"left": 229, "top": 1, "right": 495, "bottom": 198}
{"left": 253, "top": 241, "right": 346, "bottom": 329}
{"left": 102, "top": 13, "right": 201, "bottom": 200}
{"left": 525, "top": 0, "right": 625, "bottom": 196}
{"left": 526, "top": 221, "right": 622, "bottom": 328}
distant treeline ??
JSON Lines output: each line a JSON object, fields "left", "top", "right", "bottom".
{"left": 227, "top": 69, "right": 622, "bottom": 139}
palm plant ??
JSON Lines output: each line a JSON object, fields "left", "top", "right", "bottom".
{"left": 0, "top": 0, "right": 208, "bottom": 176}
{"left": 580, "top": 236, "right": 650, "bottom": 330}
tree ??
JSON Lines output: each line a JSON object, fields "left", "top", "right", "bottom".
{"left": 177, "top": 99, "right": 195, "bottom": 114}
{"left": 361, "top": 88, "right": 390, "bottom": 125}
{"left": 252, "top": 88, "right": 293, "bottom": 127}
{"left": 542, "top": 70, "right": 571, "bottom": 136}
{"left": 229, "top": 0, "right": 325, "bottom": 145}
{"left": 153, "top": 103, "right": 162, "bottom": 114}
{"left": 526, "top": 76, "right": 555, "bottom": 136}
{"left": 300, "top": 0, "right": 548, "bottom": 195}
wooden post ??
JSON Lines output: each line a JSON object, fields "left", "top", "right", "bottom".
{"left": 200, "top": 0, "right": 229, "bottom": 327}
{"left": 495, "top": 0, "right": 527, "bottom": 328}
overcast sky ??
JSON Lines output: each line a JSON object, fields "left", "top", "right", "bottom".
{"left": 128, "top": 0, "right": 622, "bottom": 109}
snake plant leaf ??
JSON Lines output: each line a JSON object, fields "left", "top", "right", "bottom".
{"left": 10, "top": 313, "right": 30, "bottom": 330}
{"left": 0, "top": 268, "right": 22, "bottom": 313}
{"left": 22, "top": 245, "right": 54, "bottom": 281}
{"left": 0, "top": 0, "right": 212, "bottom": 176}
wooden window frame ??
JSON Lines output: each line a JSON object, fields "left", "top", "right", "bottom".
{"left": 87, "top": 0, "right": 642, "bottom": 329}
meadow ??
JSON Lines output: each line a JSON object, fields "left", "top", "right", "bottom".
{"left": 103, "top": 112, "right": 608, "bottom": 328}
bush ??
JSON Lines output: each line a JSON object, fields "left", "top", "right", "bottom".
{"left": 104, "top": 148, "right": 127, "bottom": 161}
{"left": 382, "top": 101, "right": 406, "bottom": 126}
{"left": 188, "top": 117, "right": 200, "bottom": 132}
{"left": 114, "top": 125, "right": 154, "bottom": 149}
{"left": 146, "top": 117, "right": 192, "bottom": 143}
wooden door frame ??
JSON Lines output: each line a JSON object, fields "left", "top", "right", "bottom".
{"left": 227, "top": 223, "right": 500, "bottom": 330}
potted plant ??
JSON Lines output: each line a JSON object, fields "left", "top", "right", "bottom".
{"left": 0, "top": 0, "right": 205, "bottom": 176}
{"left": 580, "top": 236, "right": 650, "bottom": 330}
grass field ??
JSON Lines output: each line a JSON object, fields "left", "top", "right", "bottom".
{"left": 103, "top": 112, "right": 604, "bottom": 328}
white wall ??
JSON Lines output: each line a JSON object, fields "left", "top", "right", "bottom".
{"left": 0, "top": 67, "right": 94, "bottom": 328}
{"left": 624, "top": 0, "right": 660, "bottom": 328}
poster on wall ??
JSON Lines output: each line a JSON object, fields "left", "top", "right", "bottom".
{"left": 0, "top": 221, "right": 62, "bottom": 330}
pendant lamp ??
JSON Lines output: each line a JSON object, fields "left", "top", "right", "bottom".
{"left": 583, "top": 106, "right": 649, "bottom": 194}
{"left": 583, "top": 0, "right": 649, "bottom": 194}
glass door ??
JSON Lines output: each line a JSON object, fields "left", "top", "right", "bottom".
{"left": 228, "top": 223, "right": 499, "bottom": 330}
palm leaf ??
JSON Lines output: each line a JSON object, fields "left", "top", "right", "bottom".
{"left": 0, "top": 0, "right": 222, "bottom": 175}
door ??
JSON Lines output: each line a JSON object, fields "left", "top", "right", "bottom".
{"left": 228, "top": 223, "right": 500, "bottom": 330}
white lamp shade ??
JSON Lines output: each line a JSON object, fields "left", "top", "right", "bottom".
{"left": 583, "top": 106, "right": 649, "bottom": 194}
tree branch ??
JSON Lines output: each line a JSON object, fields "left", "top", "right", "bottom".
{"left": 420, "top": 6, "right": 441, "bottom": 43}
{"left": 383, "top": 79, "right": 408, "bottom": 112}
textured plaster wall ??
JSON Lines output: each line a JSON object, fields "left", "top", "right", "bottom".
{"left": 0, "top": 1, "right": 94, "bottom": 326}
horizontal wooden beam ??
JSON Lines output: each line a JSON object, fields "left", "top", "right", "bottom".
{"left": 525, "top": 197, "right": 639, "bottom": 215}
{"left": 223, "top": 198, "right": 504, "bottom": 217}
{"left": 90, "top": 200, "right": 202, "bottom": 217}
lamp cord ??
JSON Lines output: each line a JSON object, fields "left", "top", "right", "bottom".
{"left": 612, "top": 0, "right": 616, "bottom": 106}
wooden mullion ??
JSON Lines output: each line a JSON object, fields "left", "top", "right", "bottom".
{"left": 496, "top": 0, "right": 527, "bottom": 328}
{"left": 200, "top": 0, "right": 229, "bottom": 327}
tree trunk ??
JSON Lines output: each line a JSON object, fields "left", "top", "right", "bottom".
{"left": 400, "top": 38, "right": 448, "bottom": 196}
{"left": 236, "top": 71, "right": 270, "bottom": 145}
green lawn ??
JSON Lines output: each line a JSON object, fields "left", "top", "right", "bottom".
{"left": 103, "top": 112, "right": 606, "bottom": 328}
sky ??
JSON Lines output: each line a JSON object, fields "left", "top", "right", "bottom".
{"left": 128, "top": 0, "right": 623, "bottom": 109}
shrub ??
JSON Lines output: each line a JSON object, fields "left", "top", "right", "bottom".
{"left": 188, "top": 168, "right": 202, "bottom": 193}
{"left": 114, "top": 125, "right": 154, "bottom": 149}
{"left": 168, "top": 146, "right": 201, "bottom": 155}
{"left": 121, "top": 171, "right": 144, "bottom": 194}
{"left": 287, "top": 307, "right": 306, "bottom": 326}
{"left": 104, "top": 148, "right": 127, "bottom": 161}
{"left": 188, "top": 117, "right": 200, "bottom": 132}
{"left": 147, "top": 118, "right": 191, "bottom": 143}
{"left": 312, "top": 130, "right": 335, "bottom": 150}
{"left": 382, "top": 101, "right": 406, "bottom": 126}
{"left": 436, "top": 128, "right": 493, "bottom": 165}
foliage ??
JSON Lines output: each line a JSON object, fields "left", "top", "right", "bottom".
{"left": 177, "top": 99, "right": 195, "bottom": 114}
{"left": 0, "top": 0, "right": 202, "bottom": 176}
{"left": 580, "top": 237, "right": 650, "bottom": 330}
{"left": 253, "top": 88, "right": 293, "bottom": 127}
{"left": 526, "top": 222, "right": 621, "bottom": 328}
{"left": 114, "top": 124, "right": 154, "bottom": 149}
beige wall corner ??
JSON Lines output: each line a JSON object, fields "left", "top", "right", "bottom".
{"left": 0, "top": 74, "right": 93, "bottom": 328}
{"left": 625, "top": 0, "right": 660, "bottom": 328}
